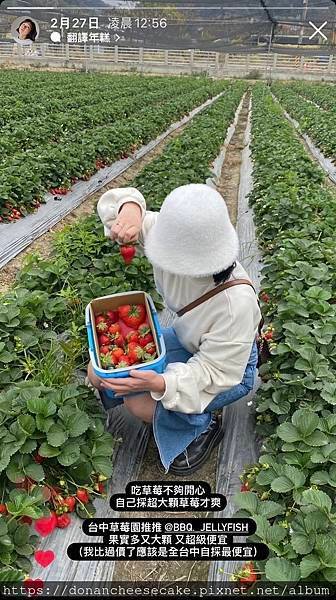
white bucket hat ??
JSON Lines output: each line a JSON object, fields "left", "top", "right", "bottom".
{"left": 144, "top": 184, "right": 239, "bottom": 278}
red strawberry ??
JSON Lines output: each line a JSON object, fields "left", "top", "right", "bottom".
{"left": 240, "top": 482, "right": 250, "bottom": 492}
{"left": 116, "top": 355, "right": 131, "bottom": 368}
{"left": 20, "top": 516, "right": 33, "bottom": 525}
{"left": 62, "top": 496, "right": 76, "bottom": 513}
{"left": 139, "top": 333, "right": 154, "bottom": 347}
{"left": 120, "top": 245, "right": 136, "bottom": 265}
{"left": 76, "top": 489, "right": 90, "bottom": 504}
{"left": 23, "top": 579, "right": 44, "bottom": 597}
{"left": 33, "top": 452, "right": 44, "bottom": 464}
{"left": 100, "top": 345, "right": 111, "bottom": 356}
{"left": 126, "top": 329, "right": 139, "bottom": 344}
{"left": 106, "top": 310, "right": 118, "bottom": 324}
{"left": 138, "top": 322, "right": 151, "bottom": 337}
{"left": 143, "top": 342, "right": 156, "bottom": 356}
{"left": 112, "top": 332, "right": 124, "bottom": 348}
{"left": 260, "top": 292, "right": 270, "bottom": 303}
{"left": 111, "top": 347, "right": 124, "bottom": 362}
{"left": 108, "top": 323, "right": 121, "bottom": 336}
{"left": 34, "top": 511, "right": 57, "bottom": 537}
{"left": 239, "top": 562, "right": 257, "bottom": 584}
{"left": 95, "top": 315, "right": 108, "bottom": 332}
{"left": 98, "top": 334, "right": 111, "bottom": 346}
{"left": 127, "top": 342, "right": 145, "bottom": 365}
{"left": 0, "top": 503, "right": 8, "bottom": 515}
{"left": 264, "top": 331, "right": 273, "bottom": 341}
{"left": 118, "top": 304, "right": 146, "bottom": 329}
{"left": 56, "top": 514, "right": 71, "bottom": 529}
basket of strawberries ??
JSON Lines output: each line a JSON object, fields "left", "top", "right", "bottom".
{"left": 85, "top": 291, "right": 166, "bottom": 405}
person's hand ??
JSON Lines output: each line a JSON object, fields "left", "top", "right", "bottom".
{"left": 99, "top": 370, "right": 165, "bottom": 397}
{"left": 111, "top": 201, "right": 142, "bottom": 244}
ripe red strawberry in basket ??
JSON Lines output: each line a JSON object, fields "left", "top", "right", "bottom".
{"left": 112, "top": 332, "right": 124, "bottom": 348}
{"left": 108, "top": 323, "right": 121, "bottom": 336}
{"left": 95, "top": 315, "right": 108, "bottom": 333}
{"left": 106, "top": 310, "right": 118, "bottom": 324}
{"left": 126, "top": 329, "right": 139, "bottom": 344}
{"left": 143, "top": 342, "right": 156, "bottom": 356}
{"left": 127, "top": 342, "right": 145, "bottom": 365}
{"left": 138, "top": 322, "right": 154, "bottom": 347}
{"left": 115, "top": 354, "right": 131, "bottom": 368}
{"left": 111, "top": 347, "right": 124, "bottom": 363}
{"left": 118, "top": 304, "right": 146, "bottom": 329}
{"left": 98, "top": 334, "right": 111, "bottom": 347}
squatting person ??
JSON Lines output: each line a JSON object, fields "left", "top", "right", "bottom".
{"left": 87, "top": 183, "right": 261, "bottom": 475}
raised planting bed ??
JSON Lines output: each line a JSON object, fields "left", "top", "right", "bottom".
{"left": 272, "top": 82, "right": 336, "bottom": 165}
{"left": 0, "top": 81, "right": 247, "bottom": 582}
{"left": 0, "top": 70, "right": 226, "bottom": 223}
{"left": 232, "top": 84, "right": 336, "bottom": 583}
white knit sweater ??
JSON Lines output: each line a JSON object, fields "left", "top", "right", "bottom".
{"left": 97, "top": 187, "right": 261, "bottom": 415}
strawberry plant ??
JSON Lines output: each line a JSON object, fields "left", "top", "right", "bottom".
{"left": 0, "top": 81, "right": 248, "bottom": 579}
{"left": 0, "top": 71, "right": 227, "bottom": 221}
{"left": 272, "top": 82, "right": 336, "bottom": 164}
{"left": 232, "top": 84, "right": 336, "bottom": 583}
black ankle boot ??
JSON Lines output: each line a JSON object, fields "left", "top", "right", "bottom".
{"left": 167, "top": 414, "right": 224, "bottom": 475}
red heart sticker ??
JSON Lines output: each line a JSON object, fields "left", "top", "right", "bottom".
{"left": 34, "top": 512, "right": 57, "bottom": 537}
{"left": 34, "top": 550, "right": 55, "bottom": 567}
{"left": 23, "top": 579, "right": 44, "bottom": 597}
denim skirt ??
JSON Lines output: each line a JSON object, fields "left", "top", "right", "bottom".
{"left": 101, "top": 327, "right": 258, "bottom": 472}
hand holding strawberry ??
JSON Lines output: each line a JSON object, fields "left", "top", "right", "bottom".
{"left": 111, "top": 202, "right": 142, "bottom": 244}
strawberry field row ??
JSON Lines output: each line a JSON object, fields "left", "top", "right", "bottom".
{"left": 0, "top": 71, "right": 176, "bottom": 123}
{"left": 234, "top": 84, "right": 336, "bottom": 582}
{"left": 0, "top": 80, "right": 214, "bottom": 158}
{"left": 0, "top": 81, "right": 246, "bottom": 581}
{"left": 0, "top": 76, "right": 225, "bottom": 221}
{"left": 271, "top": 82, "right": 336, "bottom": 163}
{"left": 287, "top": 81, "right": 336, "bottom": 113}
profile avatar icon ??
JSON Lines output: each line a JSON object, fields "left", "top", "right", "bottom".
{"left": 12, "top": 18, "right": 39, "bottom": 46}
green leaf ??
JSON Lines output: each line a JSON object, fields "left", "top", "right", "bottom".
{"left": 91, "top": 455, "right": 113, "bottom": 478}
{"left": 300, "top": 489, "right": 332, "bottom": 513}
{"left": 19, "top": 439, "right": 37, "bottom": 454}
{"left": 321, "top": 383, "right": 336, "bottom": 405}
{"left": 38, "top": 442, "right": 60, "bottom": 458}
{"left": 265, "top": 557, "right": 301, "bottom": 582}
{"left": 315, "top": 534, "right": 336, "bottom": 568}
{"left": 17, "top": 415, "right": 35, "bottom": 436}
{"left": 47, "top": 423, "right": 68, "bottom": 447}
{"left": 0, "top": 536, "right": 13, "bottom": 549}
{"left": 300, "top": 554, "right": 321, "bottom": 578}
{"left": 24, "top": 462, "right": 45, "bottom": 482}
{"left": 66, "top": 412, "right": 90, "bottom": 438}
{"left": 257, "top": 501, "right": 285, "bottom": 519}
{"left": 57, "top": 442, "right": 81, "bottom": 466}
{"left": 15, "top": 543, "right": 35, "bottom": 557}
{"left": 292, "top": 409, "right": 319, "bottom": 437}
{"left": 291, "top": 532, "right": 315, "bottom": 555}
{"left": 272, "top": 476, "right": 296, "bottom": 493}
{"left": 0, "top": 567, "right": 24, "bottom": 582}
{"left": 14, "top": 524, "right": 30, "bottom": 546}
{"left": 27, "top": 396, "right": 56, "bottom": 417}
{"left": 277, "top": 422, "right": 301, "bottom": 443}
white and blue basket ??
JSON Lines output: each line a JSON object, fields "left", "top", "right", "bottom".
{"left": 86, "top": 291, "right": 166, "bottom": 407}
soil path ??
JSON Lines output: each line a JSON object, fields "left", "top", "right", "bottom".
{"left": 112, "top": 93, "right": 251, "bottom": 584}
